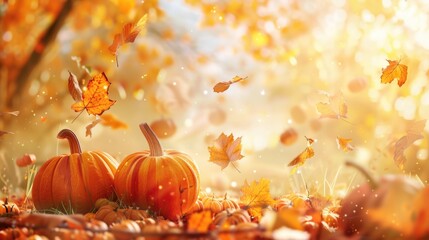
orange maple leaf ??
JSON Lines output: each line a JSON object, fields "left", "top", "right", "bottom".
{"left": 336, "top": 136, "right": 354, "bottom": 152}
{"left": 187, "top": 210, "right": 212, "bottom": 232}
{"left": 108, "top": 15, "right": 147, "bottom": 66}
{"left": 208, "top": 133, "right": 244, "bottom": 172}
{"left": 288, "top": 137, "right": 315, "bottom": 174}
{"left": 71, "top": 72, "right": 116, "bottom": 117}
{"left": 240, "top": 178, "right": 275, "bottom": 221}
{"left": 380, "top": 59, "right": 408, "bottom": 87}
{"left": 213, "top": 76, "right": 247, "bottom": 93}
{"left": 316, "top": 93, "right": 347, "bottom": 120}
{"left": 100, "top": 113, "right": 128, "bottom": 129}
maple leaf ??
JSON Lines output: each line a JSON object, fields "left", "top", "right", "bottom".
{"left": 240, "top": 178, "right": 275, "bottom": 221}
{"left": 108, "top": 15, "right": 147, "bottom": 66}
{"left": 336, "top": 136, "right": 354, "bottom": 152}
{"left": 380, "top": 59, "right": 408, "bottom": 87}
{"left": 187, "top": 210, "right": 212, "bottom": 232}
{"left": 71, "top": 72, "right": 116, "bottom": 117}
{"left": 100, "top": 113, "right": 128, "bottom": 129}
{"left": 316, "top": 93, "right": 347, "bottom": 119}
{"left": 213, "top": 76, "right": 247, "bottom": 93}
{"left": 85, "top": 118, "right": 102, "bottom": 137}
{"left": 208, "top": 133, "right": 244, "bottom": 172}
{"left": 393, "top": 120, "right": 426, "bottom": 169}
{"left": 288, "top": 137, "right": 315, "bottom": 174}
{"left": 67, "top": 71, "right": 82, "bottom": 101}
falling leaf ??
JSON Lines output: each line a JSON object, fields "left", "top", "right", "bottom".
{"left": 68, "top": 71, "right": 83, "bottom": 101}
{"left": 316, "top": 93, "right": 347, "bottom": 119}
{"left": 208, "top": 133, "right": 244, "bottom": 172}
{"left": 108, "top": 14, "right": 147, "bottom": 66}
{"left": 100, "top": 113, "right": 128, "bottom": 129}
{"left": 380, "top": 59, "right": 408, "bottom": 87}
{"left": 71, "top": 72, "right": 116, "bottom": 116}
{"left": 0, "top": 130, "right": 14, "bottom": 137}
{"left": 16, "top": 154, "right": 36, "bottom": 167}
{"left": 336, "top": 136, "right": 354, "bottom": 152}
{"left": 393, "top": 120, "right": 426, "bottom": 169}
{"left": 85, "top": 118, "right": 102, "bottom": 137}
{"left": 187, "top": 210, "right": 212, "bottom": 232}
{"left": 280, "top": 128, "right": 298, "bottom": 146}
{"left": 240, "top": 178, "right": 275, "bottom": 221}
{"left": 288, "top": 137, "right": 315, "bottom": 174}
{"left": 213, "top": 76, "right": 247, "bottom": 93}
{"left": 0, "top": 111, "right": 19, "bottom": 117}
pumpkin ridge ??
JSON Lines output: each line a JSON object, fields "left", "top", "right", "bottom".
{"left": 130, "top": 156, "right": 145, "bottom": 203}
{"left": 34, "top": 157, "right": 59, "bottom": 210}
{"left": 169, "top": 154, "right": 196, "bottom": 214}
{"left": 80, "top": 153, "right": 94, "bottom": 207}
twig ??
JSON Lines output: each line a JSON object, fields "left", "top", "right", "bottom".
{"left": 7, "top": 0, "right": 74, "bottom": 109}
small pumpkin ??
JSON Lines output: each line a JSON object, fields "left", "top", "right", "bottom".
{"left": 32, "top": 129, "right": 118, "bottom": 213}
{"left": 83, "top": 212, "right": 96, "bottom": 221}
{"left": 201, "top": 195, "right": 223, "bottom": 214}
{"left": 85, "top": 219, "right": 109, "bottom": 231}
{"left": 134, "top": 218, "right": 156, "bottom": 230}
{"left": 114, "top": 123, "right": 200, "bottom": 220}
{"left": 0, "top": 198, "right": 20, "bottom": 215}
{"left": 94, "top": 198, "right": 119, "bottom": 210}
{"left": 273, "top": 198, "right": 291, "bottom": 211}
{"left": 110, "top": 220, "right": 141, "bottom": 240}
{"left": 221, "top": 193, "right": 240, "bottom": 211}
{"left": 212, "top": 210, "right": 251, "bottom": 227}
{"left": 95, "top": 205, "right": 126, "bottom": 226}
{"left": 121, "top": 208, "right": 150, "bottom": 220}
{"left": 185, "top": 199, "right": 204, "bottom": 215}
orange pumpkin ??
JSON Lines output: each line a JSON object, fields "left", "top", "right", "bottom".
{"left": 186, "top": 199, "right": 204, "bottom": 214}
{"left": 201, "top": 195, "right": 223, "bottom": 214}
{"left": 273, "top": 198, "right": 291, "bottom": 211}
{"left": 114, "top": 123, "right": 200, "bottom": 220}
{"left": 122, "top": 208, "right": 150, "bottom": 220}
{"left": 0, "top": 198, "right": 20, "bottom": 215}
{"left": 32, "top": 129, "right": 118, "bottom": 214}
{"left": 95, "top": 205, "right": 126, "bottom": 226}
{"left": 212, "top": 209, "right": 251, "bottom": 227}
{"left": 110, "top": 220, "right": 141, "bottom": 240}
{"left": 221, "top": 194, "right": 240, "bottom": 211}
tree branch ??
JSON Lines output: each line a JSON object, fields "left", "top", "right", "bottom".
{"left": 7, "top": 0, "right": 74, "bottom": 109}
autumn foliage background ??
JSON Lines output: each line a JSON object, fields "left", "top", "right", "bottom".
{"left": 2, "top": 0, "right": 429, "bottom": 218}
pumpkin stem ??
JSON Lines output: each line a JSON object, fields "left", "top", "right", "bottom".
{"left": 345, "top": 161, "right": 378, "bottom": 189}
{"left": 57, "top": 129, "right": 82, "bottom": 154}
{"left": 140, "top": 123, "right": 163, "bottom": 156}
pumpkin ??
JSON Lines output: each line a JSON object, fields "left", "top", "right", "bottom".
{"left": 95, "top": 204, "right": 127, "bottom": 226}
{"left": 273, "top": 198, "right": 291, "bottom": 211}
{"left": 201, "top": 195, "right": 223, "bottom": 214}
{"left": 83, "top": 212, "right": 96, "bottom": 221}
{"left": 94, "top": 198, "right": 119, "bottom": 210}
{"left": 221, "top": 194, "right": 240, "bottom": 211}
{"left": 0, "top": 198, "right": 20, "bottom": 215}
{"left": 185, "top": 199, "right": 204, "bottom": 215}
{"left": 212, "top": 210, "right": 251, "bottom": 227}
{"left": 149, "top": 118, "right": 177, "bottom": 139}
{"left": 85, "top": 219, "right": 109, "bottom": 231}
{"left": 0, "top": 228, "right": 28, "bottom": 239}
{"left": 339, "top": 161, "right": 423, "bottom": 238}
{"left": 135, "top": 218, "right": 156, "bottom": 230}
{"left": 114, "top": 123, "right": 200, "bottom": 220}
{"left": 110, "top": 220, "right": 141, "bottom": 240}
{"left": 122, "top": 208, "right": 150, "bottom": 220}
{"left": 32, "top": 129, "right": 117, "bottom": 213}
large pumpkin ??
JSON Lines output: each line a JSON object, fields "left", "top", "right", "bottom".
{"left": 32, "top": 129, "right": 118, "bottom": 213}
{"left": 114, "top": 123, "right": 200, "bottom": 220}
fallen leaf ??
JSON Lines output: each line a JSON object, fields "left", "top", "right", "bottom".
{"left": 0, "top": 111, "right": 19, "bottom": 117}
{"left": 394, "top": 120, "right": 426, "bottom": 169}
{"left": 100, "top": 113, "right": 128, "bottom": 129}
{"left": 240, "top": 178, "right": 275, "bottom": 221}
{"left": 108, "top": 14, "right": 147, "bottom": 65}
{"left": 380, "top": 59, "right": 408, "bottom": 87}
{"left": 187, "top": 210, "right": 212, "bottom": 232}
{"left": 68, "top": 71, "right": 83, "bottom": 101}
{"left": 208, "top": 133, "right": 244, "bottom": 172}
{"left": 336, "top": 136, "right": 354, "bottom": 152}
{"left": 71, "top": 72, "right": 116, "bottom": 116}
{"left": 0, "top": 130, "right": 14, "bottom": 137}
{"left": 85, "top": 118, "right": 102, "bottom": 137}
{"left": 288, "top": 137, "right": 315, "bottom": 174}
{"left": 316, "top": 93, "right": 347, "bottom": 119}
{"left": 213, "top": 76, "right": 247, "bottom": 93}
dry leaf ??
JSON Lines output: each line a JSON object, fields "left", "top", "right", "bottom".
{"left": 100, "top": 113, "right": 128, "bottom": 129}
{"left": 316, "top": 93, "right": 347, "bottom": 119}
{"left": 85, "top": 118, "right": 102, "bottom": 137}
{"left": 394, "top": 120, "right": 426, "bottom": 169}
{"left": 68, "top": 71, "right": 83, "bottom": 101}
{"left": 0, "top": 111, "right": 19, "bottom": 117}
{"left": 108, "top": 14, "right": 147, "bottom": 66}
{"left": 187, "top": 210, "right": 212, "bottom": 232}
{"left": 71, "top": 72, "right": 116, "bottom": 116}
{"left": 0, "top": 130, "right": 14, "bottom": 137}
{"left": 213, "top": 76, "right": 247, "bottom": 93}
{"left": 336, "top": 136, "right": 354, "bottom": 152}
{"left": 208, "top": 133, "right": 244, "bottom": 172}
{"left": 240, "top": 178, "right": 275, "bottom": 221}
{"left": 380, "top": 59, "right": 408, "bottom": 87}
{"left": 288, "top": 137, "right": 315, "bottom": 174}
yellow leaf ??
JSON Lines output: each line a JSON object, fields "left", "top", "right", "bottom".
{"left": 71, "top": 72, "right": 116, "bottom": 116}
{"left": 240, "top": 178, "right": 275, "bottom": 221}
{"left": 213, "top": 76, "right": 247, "bottom": 93}
{"left": 187, "top": 210, "right": 212, "bottom": 232}
{"left": 316, "top": 93, "right": 347, "bottom": 119}
{"left": 380, "top": 59, "right": 408, "bottom": 87}
{"left": 208, "top": 133, "right": 244, "bottom": 172}
{"left": 336, "top": 136, "right": 354, "bottom": 152}
{"left": 287, "top": 137, "right": 315, "bottom": 174}
{"left": 108, "top": 14, "right": 147, "bottom": 54}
